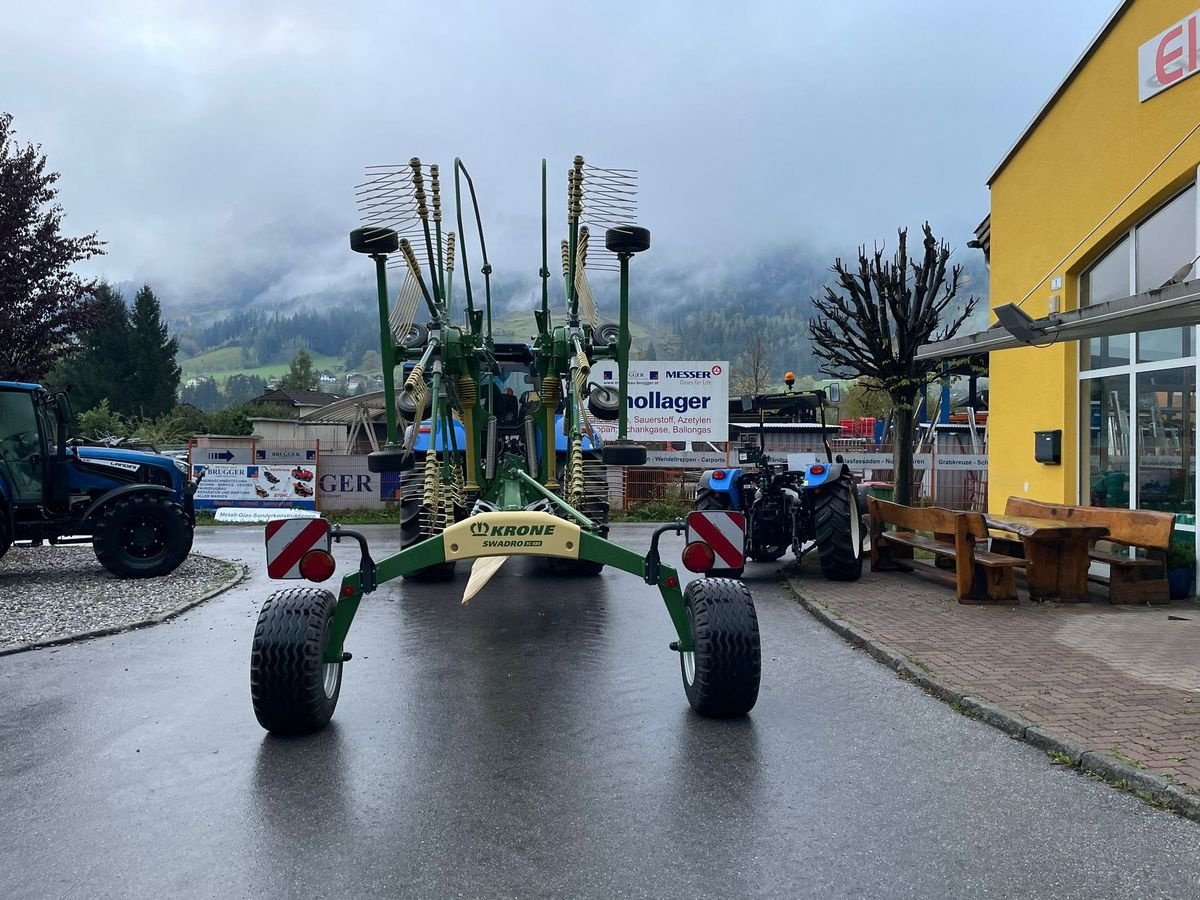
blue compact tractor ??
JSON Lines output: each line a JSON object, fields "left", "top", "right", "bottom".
{"left": 695, "top": 385, "right": 863, "bottom": 581}
{"left": 0, "top": 381, "right": 200, "bottom": 577}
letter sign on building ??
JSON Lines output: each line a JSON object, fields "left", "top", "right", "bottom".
{"left": 1139, "top": 9, "right": 1200, "bottom": 101}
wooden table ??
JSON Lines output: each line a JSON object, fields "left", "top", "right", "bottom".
{"left": 983, "top": 514, "right": 1109, "bottom": 602}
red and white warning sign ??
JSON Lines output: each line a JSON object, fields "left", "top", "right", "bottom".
{"left": 686, "top": 510, "right": 745, "bottom": 570}
{"left": 265, "top": 518, "right": 332, "bottom": 579}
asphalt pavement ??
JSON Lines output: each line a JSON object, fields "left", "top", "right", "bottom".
{"left": 1, "top": 523, "right": 1198, "bottom": 899}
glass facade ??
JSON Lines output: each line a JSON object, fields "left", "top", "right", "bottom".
{"left": 1078, "top": 184, "right": 1199, "bottom": 527}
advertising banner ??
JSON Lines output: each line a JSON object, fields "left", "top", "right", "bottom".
{"left": 643, "top": 451, "right": 729, "bottom": 469}
{"left": 192, "top": 463, "right": 318, "bottom": 509}
{"left": 592, "top": 361, "right": 728, "bottom": 442}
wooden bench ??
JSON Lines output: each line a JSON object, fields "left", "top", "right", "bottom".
{"left": 995, "top": 497, "right": 1175, "bottom": 605}
{"left": 868, "top": 497, "right": 1026, "bottom": 604}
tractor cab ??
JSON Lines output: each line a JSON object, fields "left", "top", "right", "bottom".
{"left": 0, "top": 382, "right": 72, "bottom": 514}
{"left": 487, "top": 343, "right": 540, "bottom": 433}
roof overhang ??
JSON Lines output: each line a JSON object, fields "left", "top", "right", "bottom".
{"left": 917, "top": 278, "right": 1200, "bottom": 360}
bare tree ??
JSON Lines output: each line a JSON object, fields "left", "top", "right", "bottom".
{"left": 732, "top": 328, "right": 772, "bottom": 397}
{"left": 809, "top": 224, "right": 976, "bottom": 505}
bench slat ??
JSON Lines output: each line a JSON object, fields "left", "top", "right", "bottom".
{"left": 1089, "top": 550, "right": 1160, "bottom": 567}
{"left": 880, "top": 532, "right": 957, "bottom": 556}
{"left": 975, "top": 551, "right": 1027, "bottom": 568}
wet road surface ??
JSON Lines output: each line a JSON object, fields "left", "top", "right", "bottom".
{"left": 2, "top": 523, "right": 1199, "bottom": 899}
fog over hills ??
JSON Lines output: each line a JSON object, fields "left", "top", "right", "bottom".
{"left": 167, "top": 239, "right": 989, "bottom": 382}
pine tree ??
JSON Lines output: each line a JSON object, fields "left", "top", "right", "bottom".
{"left": 52, "top": 283, "right": 131, "bottom": 413}
{"left": 280, "top": 348, "right": 317, "bottom": 391}
{"left": 0, "top": 112, "right": 105, "bottom": 381}
{"left": 128, "top": 284, "right": 180, "bottom": 417}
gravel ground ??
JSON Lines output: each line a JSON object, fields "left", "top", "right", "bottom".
{"left": 0, "top": 546, "right": 240, "bottom": 650}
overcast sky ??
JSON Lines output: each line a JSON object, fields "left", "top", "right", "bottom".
{"left": 1, "top": 0, "right": 1116, "bottom": 307}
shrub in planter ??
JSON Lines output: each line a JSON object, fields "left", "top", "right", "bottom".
{"left": 1166, "top": 539, "right": 1195, "bottom": 600}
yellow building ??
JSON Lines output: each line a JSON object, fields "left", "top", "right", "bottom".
{"left": 930, "top": 0, "right": 1200, "bottom": 533}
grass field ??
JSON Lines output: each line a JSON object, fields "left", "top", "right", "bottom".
{"left": 179, "top": 347, "right": 344, "bottom": 381}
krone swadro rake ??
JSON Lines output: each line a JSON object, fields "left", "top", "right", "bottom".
{"left": 248, "top": 157, "right": 761, "bottom": 734}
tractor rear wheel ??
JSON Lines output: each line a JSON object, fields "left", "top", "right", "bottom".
{"left": 814, "top": 479, "right": 863, "bottom": 581}
{"left": 250, "top": 587, "right": 341, "bottom": 735}
{"left": 695, "top": 487, "right": 744, "bottom": 578}
{"left": 545, "top": 460, "right": 608, "bottom": 576}
{"left": 93, "top": 493, "right": 193, "bottom": 578}
{"left": 679, "top": 578, "right": 760, "bottom": 717}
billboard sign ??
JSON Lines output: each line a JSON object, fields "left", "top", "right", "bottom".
{"left": 1139, "top": 9, "right": 1200, "bottom": 101}
{"left": 192, "top": 463, "right": 317, "bottom": 509}
{"left": 593, "top": 361, "right": 728, "bottom": 442}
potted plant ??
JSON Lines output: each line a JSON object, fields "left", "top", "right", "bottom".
{"left": 1166, "top": 539, "right": 1195, "bottom": 601}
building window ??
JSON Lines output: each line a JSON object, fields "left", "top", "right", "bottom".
{"left": 1136, "top": 367, "right": 1195, "bottom": 515}
{"left": 1084, "top": 375, "right": 1130, "bottom": 508}
{"left": 1078, "top": 182, "right": 1198, "bottom": 525}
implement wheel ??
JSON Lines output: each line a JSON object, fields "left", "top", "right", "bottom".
{"left": 813, "top": 479, "right": 863, "bottom": 582}
{"left": 679, "top": 578, "right": 760, "bottom": 717}
{"left": 93, "top": 493, "right": 193, "bottom": 578}
{"left": 250, "top": 587, "right": 342, "bottom": 735}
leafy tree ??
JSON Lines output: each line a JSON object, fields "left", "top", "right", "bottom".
{"left": 0, "top": 112, "right": 105, "bottom": 381}
{"left": 52, "top": 282, "right": 131, "bottom": 412}
{"left": 127, "top": 284, "right": 180, "bottom": 417}
{"left": 359, "top": 349, "right": 382, "bottom": 375}
{"left": 180, "top": 377, "right": 222, "bottom": 411}
{"left": 224, "top": 373, "right": 266, "bottom": 405}
{"left": 809, "top": 224, "right": 976, "bottom": 505}
{"left": 841, "top": 378, "right": 892, "bottom": 420}
{"left": 76, "top": 399, "right": 127, "bottom": 440}
{"left": 279, "top": 348, "right": 317, "bottom": 391}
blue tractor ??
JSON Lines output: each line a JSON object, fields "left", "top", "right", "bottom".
{"left": 0, "top": 381, "right": 200, "bottom": 577}
{"left": 695, "top": 385, "right": 863, "bottom": 581}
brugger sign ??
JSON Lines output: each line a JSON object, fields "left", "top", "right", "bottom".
{"left": 1139, "top": 9, "right": 1200, "bottom": 101}
{"left": 593, "top": 361, "right": 728, "bottom": 441}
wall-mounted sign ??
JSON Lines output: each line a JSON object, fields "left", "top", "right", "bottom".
{"left": 1139, "top": 9, "right": 1199, "bottom": 102}
{"left": 192, "top": 463, "right": 317, "bottom": 510}
{"left": 592, "top": 361, "right": 728, "bottom": 442}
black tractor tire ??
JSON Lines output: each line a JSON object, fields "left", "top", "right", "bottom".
{"left": 679, "top": 578, "right": 760, "bottom": 718}
{"left": 0, "top": 514, "right": 9, "bottom": 561}
{"left": 750, "top": 544, "right": 787, "bottom": 563}
{"left": 604, "top": 225, "right": 651, "bottom": 255}
{"left": 601, "top": 442, "right": 647, "bottom": 467}
{"left": 250, "top": 587, "right": 342, "bottom": 735}
{"left": 694, "top": 487, "right": 744, "bottom": 578}
{"left": 350, "top": 225, "right": 399, "bottom": 255}
{"left": 92, "top": 493, "right": 193, "bottom": 578}
{"left": 587, "top": 385, "right": 620, "bottom": 421}
{"left": 814, "top": 479, "right": 863, "bottom": 582}
{"left": 399, "top": 491, "right": 457, "bottom": 582}
{"left": 545, "top": 461, "right": 608, "bottom": 576}
{"left": 594, "top": 322, "right": 622, "bottom": 346}
{"left": 400, "top": 322, "right": 429, "bottom": 349}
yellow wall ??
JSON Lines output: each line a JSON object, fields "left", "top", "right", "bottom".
{"left": 987, "top": 0, "right": 1200, "bottom": 508}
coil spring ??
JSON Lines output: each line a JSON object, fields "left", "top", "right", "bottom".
{"left": 568, "top": 436, "right": 584, "bottom": 507}
{"left": 421, "top": 449, "right": 442, "bottom": 533}
{"left": 456, "top": 376, "right": 477, "bottom": 406}
{"left": 541, "top": 375, "right": 561, "bottom": 407}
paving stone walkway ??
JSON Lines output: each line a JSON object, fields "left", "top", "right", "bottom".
{"left": 787, "top": 560, "right": 1200, "bottom": 793}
